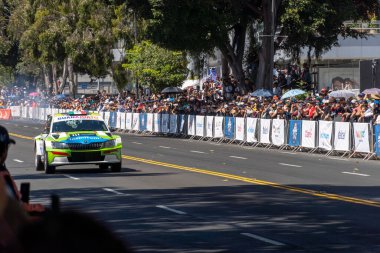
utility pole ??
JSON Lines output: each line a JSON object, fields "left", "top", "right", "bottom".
{"left": 134, "top": 11, "right": 139, "bottom": 99}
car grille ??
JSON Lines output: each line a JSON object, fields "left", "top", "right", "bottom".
{"left": 67, "top": 142, "right": 103, "bottom": 150}
{"left": 68, "top": 152, "right": 104, "bottom": 162}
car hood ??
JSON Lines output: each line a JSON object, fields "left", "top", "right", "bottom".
{"left": 49, "top": 131, "right": 112, "bottom": 144}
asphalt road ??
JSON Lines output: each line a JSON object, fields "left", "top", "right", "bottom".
{"left": 3, "top": 119, "right": 380, "bottom": 252}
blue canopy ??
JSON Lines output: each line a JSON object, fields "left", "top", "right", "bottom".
{"left": 281, "top": 89, "right": 306, "bottom": 100}
{"left": 250, "top": 89, "right": 273, "bottom": 97}
{"left": 55, "top": 94, "right": 66, "bottom": 99}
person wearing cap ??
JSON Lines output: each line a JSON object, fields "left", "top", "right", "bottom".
{"left": 0, "top": 125, "right": 44, "bottom": 214}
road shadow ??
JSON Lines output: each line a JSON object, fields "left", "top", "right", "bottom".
{"left": 25, "top": 183, "right": 380, "bottom": 253}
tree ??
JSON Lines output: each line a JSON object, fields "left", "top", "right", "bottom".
{"left": 123, "top": 41, "right": 188, "bottom": 93}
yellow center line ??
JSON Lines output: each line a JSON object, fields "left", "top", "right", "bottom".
{"left": 10, "top": 132, "right": 380, "bottom": 208}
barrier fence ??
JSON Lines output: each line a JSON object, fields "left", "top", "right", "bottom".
{"left": 7, "top": 106, "right": 380, "bottom": 160}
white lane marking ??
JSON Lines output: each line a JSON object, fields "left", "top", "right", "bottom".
{"left": 64, "top": 174, "right": 80, "bottom": 180}
{"left": 13, "top": 159, "right": 24, "bottom": 163}
{"left": 132, "top": 142, "right": 142, "bottom": 145}
{"left": 156, "top": 205, "right": 187, "bottom": 215}
{"left": 159, "top": 146, "right": 171, "bottom": 149}
{"left": 241, "top": 233, "right": 285, "bottom": 246}
{"left": 190, "top": 150, "right": 206, "bottom": 154}
{"left": 342, "top": 171, "right": 370, "bottom": 177}
{"left": 103, "top": 188, "right": 124, "bottom": 195}
{"left": 279, "top": 163, "right": 302, "bottom": 168}
{"left": 229, "top": 156, "right": 248, "bottom": 160}
{"left": 329, "top": 158, "right": 348, "bottom": 161}
{"left": 34, "top": 127, "right": 39, "bottom": 130}
{"left": 23, "top": 126, "right": 28, "bottom": 128}
{"left": 281, "top": 152, "right": 297, "bottom": 155}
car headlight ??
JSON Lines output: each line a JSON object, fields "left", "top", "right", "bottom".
{"left": 51, "top": 142, "right": 69, "bottom": 149}
{"left": 115, "top": 137, "right": 122, "bottom": 146}
{"left": 102, "top": 140, "right": 116, "bottom": 148}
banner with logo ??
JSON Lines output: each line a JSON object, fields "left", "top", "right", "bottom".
{"left": 188, "top": 115, "right": 195, "bottom": 136}
{"left": 179, "top": 114, "right": 186, "bottom": 134}
{"left": 214, "top": 116, "right": 224, "bottom": 138}
{"left": 260, "top": 119, "right": 271, "bottom": 144}
{"left": 224, "top": 116, "right": 235, "bottom": 139}
{"left": 334, "top": 122, "right": 350, "bottom": 151}
{"left": 147, "top": 113, "right": 154, "bottom": 132}
{"left": 169, "top": 114, "right": 178, "bottom": 134}
{"left": 246, "top": 118, "right": 258, "bottom": 143}
{"left": 126, "top": 113, "right": 132, "bottom": 130}
{"left": 39, "top": 108, "right": 45, "bottom": 121}
{"left": 28, "top": 107, "right": 34, "bottom": 119}
{"left": 271, "top": 119, "right": 285, "bottom": 146}
{"left": 0, "top": 109, "right": 12, "bottom": 120}
{"left": 104, "top": 112, "right": 110, "bottom": 126}
{"left": 139, "top": 113, "right": 147, "bottom": 131}
{"left": 46, "top": 107, "right": 53, "bottom": 117}
{"left": 116, "top": 112, "right": 121, "bottom": 129}
{"left": 132, "top": 113, "right": 140, "bottom": 131}
{"left": 161, "top": 114, "right": 170, "bottom": 133}
{"left": 235, "top": 117, "right": 245, "bottom": 141}
{"left": 196, "top": 115, "right": 205, "bottom": 137}
{"left": 10, "top": 106, "right": 20, "bottom": 118}
{"left": 22, "top": 106, "right": 28, "bottom": 118}
{"left": 154, "top": 113, "right": 161, "bottom": 133}
{"left": 318, "top": 121, "right": 333, "bottom": 150}
{"left": 120, "top": 112, "right": 126, "bottom": 130}
{"left": 206, "top": 116, "right": 214, "bottom": 138}
{"left": 301, "top": 121, "right": 316, "bottom": 148}
{"left": 109, "top": 112, "right": 117, "bottom": 128}
{"left": 353, "top": 123, "right": 370, "bottom": 153}
{"left": 288, "top": 120, "right": 301, "bottom": 146}
{"left": 374, "top": 125, "right": 380, "bottom": 156}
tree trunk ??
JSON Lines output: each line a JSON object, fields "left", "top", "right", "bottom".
{"left": 221, "top": 54, "right": 230, "bottom": 80}
{"left": 255, "top": 0, "right": 281, "bottom": 90}
{"left": 59, "top": 58, "right": 68, "bottom": 94}
{"left": 218, "top": 20, "right": 248, "bottom": 92}
{"left": 43, "top": 64, "right": 52, "bottom": 92}
{"left": 68, "top": 57, "right": 76, "bottom": 97}
{"left": 52, "top": 63, "right": 57, "bottom": 94}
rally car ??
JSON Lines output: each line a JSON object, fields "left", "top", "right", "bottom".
{"left": 34, "top": 111, "right": 122, "bottom": 174}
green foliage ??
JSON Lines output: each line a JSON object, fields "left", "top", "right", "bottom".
{"left": 123, "top": 41, "right": 188, "bottom": 92}
{"left": 0, "top": 65, "right": 15, "bottom": 87}
{"left": 280, "top": 0, "right": 379, "bottom": 60}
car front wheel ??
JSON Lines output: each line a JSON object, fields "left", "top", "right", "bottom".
{"left": 44, "top": 151, "right": 56, "bottom": 174}
{"left": 35, "top": 152, "right": 44, "bottom": 171}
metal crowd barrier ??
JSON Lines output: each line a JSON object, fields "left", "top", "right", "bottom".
{"left": 8, "top": 106, "right": 380, "bottom": 160}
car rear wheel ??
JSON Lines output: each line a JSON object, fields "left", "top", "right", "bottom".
{"left": 35, "top": 153, "right": 44, "bottom": 171}
{"left": 99, "top": 164, "right": 109, "bottom": 171}
{"left": 110, "top": 162, "right": 122, "bottom": 172}
{"left": 44, "top": 151, "right": 56, "bottom": 174}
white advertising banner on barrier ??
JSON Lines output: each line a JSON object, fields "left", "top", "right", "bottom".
{"left": 235, "top": 117, "right": 245, "bottom": 141}
{"left": 188, "top": 115, "right": 195, "bottom": 136}
{"left": 169, "top": 115, "right": 178, "bottom": 134}
{"left": 206, "top": 116, "right": 214, "bottom": 138}
{"left": 271, "top": 119, "right": 285, "bottom": 146}
{"left": 246, "top": 118, "right": 258, "bottom": 143}
{"left": 301, "top": 121, "right": 317, "bottom": 148}
{"left": 161, "top": 114, "right": 169, "bottom": 133}
{"left": 28, "top": 107, "right": 34, "bottom": 119}
{"left": 334, "top": 122, "right": 350, "bottom": 151}
{"left": 147, "top": 113, "right": 154, "bottom": 132}
{"left": 132, "top": 113, "right": 140, "bottom": 131}
{"left": 120, "top": 113, "right": 126, "bottom": 130}
{"left": 126, "top": 113, "right": 132, "bottom": 130}
{"left": 353, "top": 123, "right": 370, "bottom": 153}
{"left": 214, "top": 116, "right": 224, "bottom": 138}
{"left": 154, "top": 113, "right": 161, "bottom": 133}
{"left": 116, "top": 112, "right": 121, "bottom": 129}
{"left": 39, "top": 108, "right": 45, "bottom": 121}
{"left": 196, "top": 116, "right": 205, "bottom": 137}
{"left": 104, "top": 112, "right": 110, "bottom": 126}
{"left": 52, "top": 109, "right": 59, "bottom": 116}
{"left": 46, "top": 108, "right": 52, "bottom": 117}
{"left": 318, "top": 121, "right": 333, "bottom": 150}
{"left": 22, "top": 106, "right": 27, "bottom": 118}
{"left": 11, "top": 106, "right": 20, "bottom": 117}
{"left": 260, "top": 119, "right": 271, "bottom": 144}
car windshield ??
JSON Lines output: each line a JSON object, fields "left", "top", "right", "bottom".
{"left": 52, "top": 120, "right": 108, "bottom": 132}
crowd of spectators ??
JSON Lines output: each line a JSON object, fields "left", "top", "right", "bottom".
{"left": 1, "top": 72, "right": 380, "bottom": 124}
